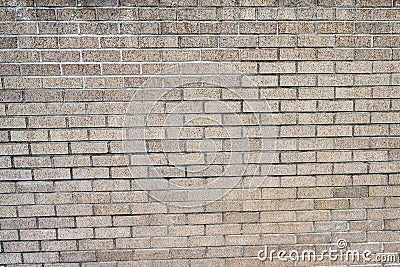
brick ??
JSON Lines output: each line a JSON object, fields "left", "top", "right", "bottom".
{"left": 14, "top": 157, "right": 51, "bottom": 168}
{"left": 354, "top": 125, "right": 389, "bottom": 136}
{"left": 0, "top": 64, "right": 20, "bottom": 76}
{"left": 81, "top": 22, "right": 119, "bottom": 34}
{"left": 222, "top": 36, "right": 258, "bottom": 48}
{"left": 259, "top": 62, "right": 295, "bottom": 73}
{"left": 41, "top": 240, "right": 77, "bottom": 251}
{"left": 55, "top": 180, "right": 92, "bottom": 192}
{"left": 181, "top": 36, "right": 218, "bottom": 48}
{"left": 356, "top": 22, "right": 391, "bottom": 34}
{"left": 19, "top": 37, "right": 58, "bottom": 48}
{"left": 73, "top": 167, "right": 109, "bottom": 179}
{"left": 336, "top": 8, "right": 372, "bottom": 20}
{"left": 356, "top": 0, "right": 392, "bottom": 7}
{"left": 140, "top": 36, "right": 178, "bottom": 48}
{"left": 0, "top": 9, "right": 15, "bottom": 20}
{"left": 240, "top": 22, "right": 276, "bottom": 34}
{"left": 200, "top": 22, "right": 237, "bottom": 35}
{"left": 3, "top": 241, "right": 39, "bottom": 252}
{"left": 57, "top": 8, "right": 96, "bottom": 20}
{"left": 356, "top": 48, "right": 391, "bottom": 60}
{"left": 259, "top": 35, "right": 296, "bottom": 47}
{"left": 178, "top": 7, "right": 217, "bottom": 20}
{"left": 337, "top": 61, "right": 373, "bottom": 73}
{"left": 39, "top": 22, "right": 78, "bottom": 34}
{"left": 18, "top": 205, "right": 55, "bottom": 217}
{"left": 0, "top": 169, "right": 32, "bottom": 181}
{"left": 57, "top": 204, "right": 93, "bottom": 216}
{"left": 20, "top": 229, "right": 56, "bottom": 240}
{"left": 58, "top": 228, "right": 94, "bottom": 239}
{"left": 95, "top": 7, "right": 133, "bottom": 19}
{"left": 30, "top": 142, "right": 68, "bottom": 155}
{"left": 38, "top": 217, "right": 75, "bottom": 228}
{"left": 258, "top": 7, "right": 295, "bottom": 20}
{"left": 0, "top": 253, "right": 22, "bottom": 264}
{"left": 279, "top": 22, "right": 315, "bottom": 34}
{"left": 43, "top": 77, "right": 83, "bottom": 89}
{"left": 59, "top": 251, "right": 95, "bottom": 263}
{"left": 0, "top": 37, "right": 17, "bottom": 48}
{"left": 95, "top": 227, "right": 130, "bottom": 238}
{"left": 62, "top": 64, "right": 100, "bottom": 76}
{"left": 23, "top": 252, "right": 59, "bottom": 263}
{"left": 1, "top": 22, "right": 36, "bottom": 34}
{"left": 334, "top": 162, "right": 368, "bottom": 174}
{"left": 336, "top": 36, "right": 371, "bottom": 47}
{"left": 297, "top": 7, "right": 334, "bottom": 19}
{"left": 60, "top": 37, "right": 98, "bottom": 48}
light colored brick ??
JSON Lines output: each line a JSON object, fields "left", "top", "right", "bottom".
{"left": 58, "top": 228, "right": 94, "bottom": 239}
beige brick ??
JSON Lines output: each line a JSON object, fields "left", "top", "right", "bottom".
{"left": 70, "top": 141, "right": 107, "bottom": 154}
{"left": 178, "top": 7, "right": 217, "bottom": 20}
{"left": 62, "top": 64, "right": 100, "bottom": 76}
{"left": 135, "top": 248, "right": 169, "bottom": 260}
{"left": 97, "top": 250, "right": 133, "bottom": 261}
{"left": 58, "top": 228, "right": 94, "bottom": 239}
{"left": 8, "top": 103, "right": 46, "bottom": 116}
{"left": 279, "top": 22, "right": 315, "bottom": 34}
{"left": 334, "top": 162, "right": 368, "bottom": 174}
{"left": 139, "top": 8, "right": 175, "bottom": 20}
{"left": 206, "top": 224, "right": 241, "bottom": 235}
{"left": 259, "top": 62, "right": 295, "bottom": 73}
{"left": 14, "top": 156, "right": 51, "bottom": 168}
{"left": 298, "top": 187, "right": 333, "bottom": 199}
{"left": 38, "top": 217, "right": 74, "bottom": 228}
{"left": 18, "top": 205, "right": 55, "bottom": 217}
{"left": 56, "top": 204, "right": 93, "bottom": 216}
{"left": 79, "top": 239, "right": 114, "bottom": 250}
{"left": 3, "top": 241, "right": 39, "bottom": 252}
{"left": 299, "top": 61, "right": 335, "bottom": 73}
{"left": 355, "top": 125, "right": 389, "bottom": 136}
{"left": 21, "top": 64, "right": 60, "bottom": 76}
{"left": 53, "top": 155, "right": 91, "bottom": 167}
{"left": 23, "top": 252, "right": 59, "bottom": 263}
{"left": 20, "top": 229, "right": 56, "bottom": 240}
{"left": 356, "top": 48, "right": 391, "bottom": 60}
{"left": 19, "top": 36, "right": 58, "bottom": 48}
{"left": 317, "top": 125, "right": 352, "bottom": 137}
{"left": 0, "top": 169, "right": 32, "bottom": 181}
{"left": 95, "top": 227, "right": 131, "bottom": 238}
{"left": 41, "top": 240, "right": 77, "bottom": 252}
{"left": 72, "top": 167, "right": 109, "bottom": 179}
{"left": 93, "top": 204, "right": 130, "bottom": 216}
{"left": 220, "top": 35, "right": 257, "bottom": 48}
{"left": 281, "top": 125, "right": 315, "bottom": 137}
{"left": 60, "top": 37, "right": 98, "bottom": 48}
{"left": 259, "top": 35, "right": 296, "bottom": 47}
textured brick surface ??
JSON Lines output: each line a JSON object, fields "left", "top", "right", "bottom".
{"left": 0, "top": 1, "right": 400, "bottom": 266}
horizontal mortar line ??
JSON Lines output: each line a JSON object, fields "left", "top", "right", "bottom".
{"left": 6, "top": 6, "right": 400, "bottom": 9}
{"left": 8, "top": 6, "right": 400, "bottom": 9}
{"left": 2, "top": 33, "right": 396, "bottom": 36}
{"left": 4, "top": 18, "right": 400, "bottom": 22}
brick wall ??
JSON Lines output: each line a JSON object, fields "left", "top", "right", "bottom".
{"left": 1, "top": 0, "right": 400, "bottom": 266}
